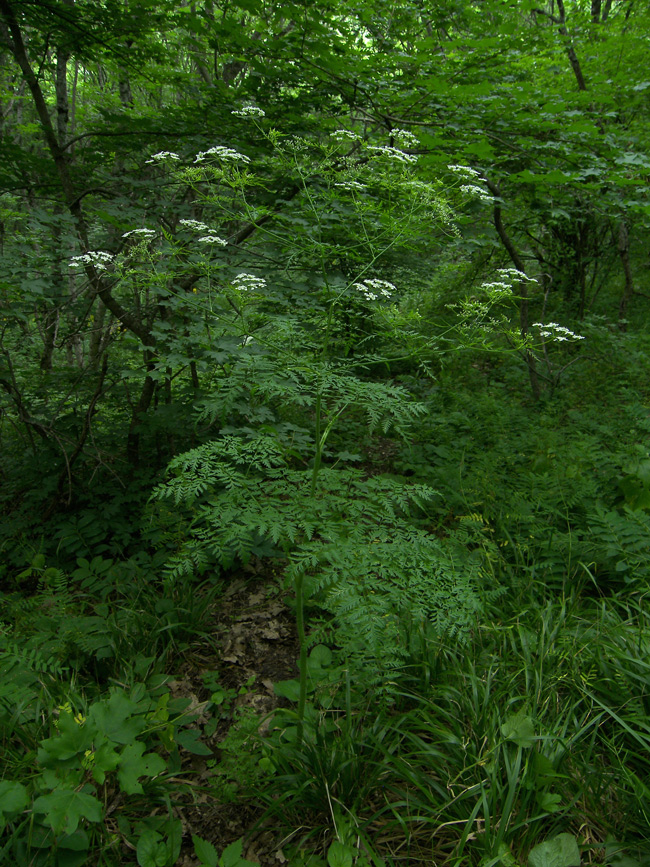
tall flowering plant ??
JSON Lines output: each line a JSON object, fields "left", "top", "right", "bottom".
{"left": 112, "top": 115, "right": 578, "bottom": 737}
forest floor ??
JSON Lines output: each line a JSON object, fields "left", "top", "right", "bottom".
{"left": 166, "top": 569, "right": 301, "bottom": 866}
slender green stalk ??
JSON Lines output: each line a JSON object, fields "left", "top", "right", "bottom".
{"left": 294, "top": 570, "right": 308, "bottom": 744}
{"left": 311, "top": 392, "right": 322, "bottom": 497}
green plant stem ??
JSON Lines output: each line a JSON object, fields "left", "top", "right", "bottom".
{"left": 311, "top": 392, "right": 323, "bottom": 496}
{"left": 294, "top": 570, "right": 308, "bottom": 745}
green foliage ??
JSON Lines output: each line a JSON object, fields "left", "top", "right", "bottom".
{"left": 1, "top": 0, "right": 650, "bottom": 863}
{"left": 153, "top": 434, "right": 482, "bottom": 682}
{"left": 193, "top": 836, "right": 257, "bottom": 867}
{"left": 528, "top": 834, "right": 580, "bottom": 867}
{"left": 258, "top": 696, "right": 398, "bottom": 830}
{"left": 1, "top": 552, "right": 218, "bottom": 683}
{"left": 206, "top": 707, "right": 270, "bottom": 804}
{"left": 587, "top": 506, "right": 650, "bottom": 590}
{"left": 0, "top": 682, "right": 207, "bottom": 864}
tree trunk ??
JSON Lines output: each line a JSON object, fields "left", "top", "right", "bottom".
{"left": 126, "top": 352, "right": 157, "bottom": 466}
{"left": 486, "top": 179, "right": 541, "bottom": 401}
{"left": 617, "top": 221, "right": 634, "bottom": 327}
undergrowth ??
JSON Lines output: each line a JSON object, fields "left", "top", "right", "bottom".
{"left": 2, "top": 328, "right": 650, "bottom": 865}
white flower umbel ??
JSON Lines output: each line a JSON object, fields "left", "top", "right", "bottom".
{"left": 198, "top": 235, "right": 228, "bottom": 245}
{"left": 532, "top": 322, "right": 585, "bottom": 341}
{"left": 69, "top": 251, "right": 114, "bottom": 271}
{"left": 496, "top": 268, "right": 538, "bottom": 284}
{"left": 477, "top": 270, "right": 536, "bottom": 301}
{"left": 145, "top": 151, "right": 180, "bottom": 164}
{"left": 332, "top": 130, "right": 360, "bottom": 142}
{"left": 480, "top": 281, "right": 514, "bottom": 299}
{"left": 482, "top": 281, "right": 512, "bottom": 291}
{"left": 352, "top": 278, "right": 395, "bottom": 301}
{"left": 448, "top": 164, "right": 482, "bottom": 180}
{"left": 231, "top": 106, "right": 265, "bottom": 118}
{"left": 122, "top": 228, "right": 157, "bottom": 239}
{"left": 194, "top": 146, "right": 251, "bottom": 164}
{"left": 390, "top": 128, "right": 419, "bottom": 148}
{"left": 367, "top": 145, "right": 417, "bottom": 164}
{"left": 460, "top": 184, "right": 494, "bottom": 203}
{"left": 179, "top": 219, "right": 210, "bottom": 232}
{"left": 283, "top": 136, "right": 308, "bottom": 152}
{"left": 232, "top": 273, "right": 267, "bottom": 292}
{"left": 334, "top": 181, "right": 367, "bottom": 192}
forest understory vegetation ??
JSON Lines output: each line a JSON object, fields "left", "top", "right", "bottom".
{"left": 1, "top": 1, "right": 650, "bottom": 865}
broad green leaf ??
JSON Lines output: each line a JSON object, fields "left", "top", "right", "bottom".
{"left": 137, "top": 829, "right": 168, "bottom": 867}
{"left": 274, "top": 679, "right": 302, "bottom": 701}
{"left": 501, "top": 709, "right": 535, "bottom": 748}
{"left": 309, "top": 645, "right": 333, "bottom": 667}
{"left": 605, "top": 836, "right": 645, "bottom": 867}
{"left": 496, "top": 842, "right": 519, "bottom": 867}
{"left": 175, "top": 728, "right": 212, "bottom": 756}
{"left": 536, "top": 791, "right": 562, "bottom": 813}
{"left": 32, "top": 789, "right": 103, "bottom": 836}
{"left": 220, "top": 837, "right": 257, "bottom": 867}
{"left": 327, "top": 841, "right": 354, "bottom": 867}
{"left": 58, "top": 829, "right": 90, "bottom": 851}
{"left": 89, "top": 689, "right": 144, "bottom": 744}
{"left": 335, "top": 451, "right": 362, "bottom": 462}
{"left": 91, "top": 742, "right": 121, "bottom": 784}
{"left": 117, "top": 742, "right": 166, "bottom": 795}
{"left": 464, "top": 140, "right": 495, "bottom": 159}
{"left": 57, "top": 851, "right": 89, "bottom": 867}
{"left": 0, "top": 780, "right": 29, "bottom": 820}
{"left": 528, "top": 833, "right": 580, "bottom": 867}
{"left": 193, "top": 834, "right": 219, "bottom": 867}
{"left": 38, "top": 711, "right": 95, "bottom": 765}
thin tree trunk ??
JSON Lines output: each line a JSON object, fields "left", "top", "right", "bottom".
{"left": 486, "top": 179, "right": 541, "bottom": 401}
{"left": 617, "top": 221, "right": 634, "bottom": 327}
{"left": 127, "top": 352, "right": 156, "bottom": 466}
{"left": 38, "top": 40, "right": 71, "bottom": 371}
{"left": 88, "top": 298, "right": 107, "bottom": 366}
{"left": 556, "top": 0, "right": 588, "bottom": 91}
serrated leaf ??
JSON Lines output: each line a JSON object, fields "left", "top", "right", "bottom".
{"left": 220, "top": 837, "right": 257, "bottom": 867}
{"left": 193, "top": 834, "right": 219, "bottom": 867}
{"left": 37, "top": 711, "right": 94, "bottom": 765}
{"left": 336, "top": 451, "right": 362, "bottom": 462}
{"left": 91, "top": 742, "right": 121, "bottom": 784}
